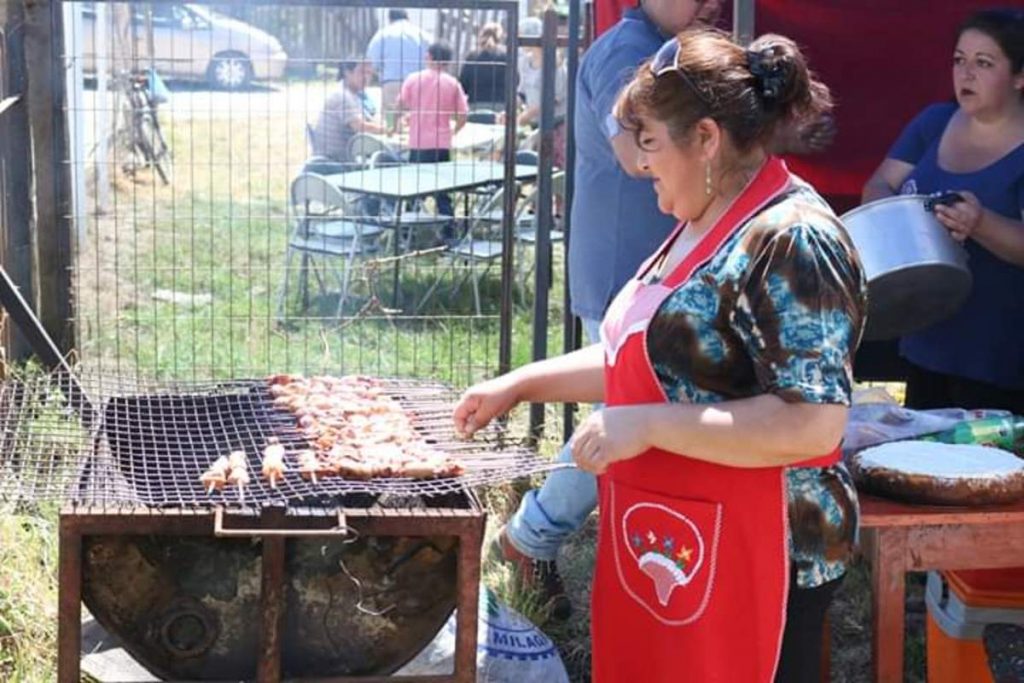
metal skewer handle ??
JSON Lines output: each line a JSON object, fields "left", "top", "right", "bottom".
{"left": 213, "top": 507, "right": 350, "bottom": 537}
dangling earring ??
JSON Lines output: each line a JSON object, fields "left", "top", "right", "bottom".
{"left": 705, "top": 162, "right": 713, "bottom": 196}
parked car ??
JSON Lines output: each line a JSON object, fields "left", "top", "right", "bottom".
{"left": 80, "top": 3, "right": 288, "bottom": 89}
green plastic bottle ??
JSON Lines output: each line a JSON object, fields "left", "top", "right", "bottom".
{"left": 916, "top": 415, "right": 1024, "bottom": 453}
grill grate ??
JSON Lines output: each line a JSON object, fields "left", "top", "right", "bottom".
{"left": 0, "top": 372, "right": 559, "bottom": 510}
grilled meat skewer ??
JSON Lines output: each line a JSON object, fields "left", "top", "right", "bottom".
{"left": 261, "top": 438, "right": 286, "bottom": 488}
{"left": 226, "top": 450, "right": 250, "bottom": 502}
{"left": 200, "top": 456, "right": 231, "bottom": 494}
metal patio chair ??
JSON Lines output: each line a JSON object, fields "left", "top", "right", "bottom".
{"left": 277, "top": 172, "right": 385, "bottom": 320}
{"left": 418, "top": 176, "right": 547, "bottom": 315}
{"left": 516, "top": 170, "right": 566, "bottom": 247}
{"left": 466, "top": 109, "right": 498, "bottom": 124}
{"left": 362, "top": 150, "right": 453, "bottom": 254}
{"left": 416, "top": 185, "right": 509, "bottom": 315}
{"left": 347, "top": 132, "right": 399, "bottom": 167}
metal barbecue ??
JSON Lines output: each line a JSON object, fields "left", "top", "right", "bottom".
{"left": 0, "top": 268, "right": 561, "bottom": 682}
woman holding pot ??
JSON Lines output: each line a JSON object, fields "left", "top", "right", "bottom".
{"left": 862, "top": 8, "right": 1024, "bottom": 413}
{"left": 455, "top": 28, "right": 866, "bottom": 683}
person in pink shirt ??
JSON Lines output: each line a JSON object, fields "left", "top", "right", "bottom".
{"left": 397, "top": 42, "right": 469, "bottom": 235}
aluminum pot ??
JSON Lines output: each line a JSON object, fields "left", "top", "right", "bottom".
{"left": 840, "top": 195, "right": 972, "bottom": 341}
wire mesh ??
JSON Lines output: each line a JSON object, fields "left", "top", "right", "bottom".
{"left": 0, "top": 370, "right": 563, "bottom": 510}
{"left": 58, "top": 1, "right": 561, "bottom": 390}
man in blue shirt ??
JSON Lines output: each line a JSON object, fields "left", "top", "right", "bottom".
{"left": 366, "top": 9, "right": 431, "bottom": 125}
{"left": 495, "top": 0, "right": 724, "bottom": 620}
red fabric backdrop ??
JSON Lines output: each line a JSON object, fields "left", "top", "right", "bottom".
{"left": 592, "top": 0, "right": 1010, "bottom": 211}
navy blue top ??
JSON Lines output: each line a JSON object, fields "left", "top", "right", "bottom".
{"left": 568, "top": 7, "right": 678, "bottom": 321}
{"left": 889, "top": 103, "right": 1024, "bottom": 389}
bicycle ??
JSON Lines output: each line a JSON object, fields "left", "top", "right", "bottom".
{"left": 116, "top": 70, "right": 172, "bottom": 185}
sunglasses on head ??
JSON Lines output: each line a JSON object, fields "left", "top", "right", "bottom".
{"left": 649, "top": 38, "right": 710, "bottom": 105}
{"left": 650, "top": 37, "right": 682, "bottom": 77}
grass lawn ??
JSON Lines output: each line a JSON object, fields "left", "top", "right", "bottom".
{"left": 0, "top": 510, "right": 59, "bottom": 682}
{"left": 1, "top": 81, "right": 928, "bottom": 681}
{"left": 76, "top": 80, "right": 561, "bottom": 384}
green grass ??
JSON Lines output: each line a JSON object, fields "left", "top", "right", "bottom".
{"left": 0, "top": 510, "right": 59, "bottom": 683}
{"left": 77, "top": 86, "right": 564, "bottom": 384}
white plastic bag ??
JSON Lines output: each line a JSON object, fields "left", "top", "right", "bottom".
{"left": 396, "top": 587, "right": 569, "bottom": 683}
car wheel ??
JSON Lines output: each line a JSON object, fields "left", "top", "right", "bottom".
{"left": 208, "top": 53, "right": 252, "bottom": 90}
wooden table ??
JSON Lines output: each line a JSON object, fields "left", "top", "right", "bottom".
{"left": 859, "top": 494, "right": 1024, "bottom": 682}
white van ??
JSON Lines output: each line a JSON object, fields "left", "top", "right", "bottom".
{"left": 79, "top": 3, "right": 288, "bottom": 89}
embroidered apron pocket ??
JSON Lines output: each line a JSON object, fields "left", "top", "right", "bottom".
{"left": 608, "top": 479, "right": 723, "bottom": 625}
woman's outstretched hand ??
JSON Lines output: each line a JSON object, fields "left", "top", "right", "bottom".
{"left": 571, "top": 406, "right": 652, "bottom": 475}
{"left": 452, "top": 374, "right": 522, "bottom": 438}
{"left": 934, "top": 190, "right": 983, "bottom": 242}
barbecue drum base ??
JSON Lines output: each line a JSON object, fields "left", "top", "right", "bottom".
{"left": 58, "top": 503, "right": 485, "bottom": 683}
{"left": 83, "top": 534, "right": 457, "bottom": 679}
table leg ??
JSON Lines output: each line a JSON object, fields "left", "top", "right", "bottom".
{"left": 392, "top": 203, "right": 403, "bottom": 308}
{"left": 867, "top": 526, "right": 907, "bottom": 683}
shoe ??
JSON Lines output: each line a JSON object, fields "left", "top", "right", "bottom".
{"left": 495, "top": 526, "right": 572, "bottom": 621}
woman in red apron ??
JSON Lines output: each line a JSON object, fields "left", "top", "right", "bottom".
{"left": 454, "top": 28, "right": 867, "bottom": 683}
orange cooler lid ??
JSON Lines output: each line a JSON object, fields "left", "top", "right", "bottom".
{"left": 945, "top": 569, "right": 1024, "bottom": 609}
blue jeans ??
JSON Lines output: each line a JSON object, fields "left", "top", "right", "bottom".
{"left": 506, "top": 318, "right": 602, "bottom": 560}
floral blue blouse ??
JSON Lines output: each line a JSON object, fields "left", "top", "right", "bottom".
{"left": 645, "top": 179, "right": 868, "bottom": 588}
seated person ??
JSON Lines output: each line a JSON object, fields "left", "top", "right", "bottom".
{"left": 517, "top": 16, "right": 568, "bottom": 169}
{"left": 310, "top": 58, "right": 387, "bottom": 165}
{"left": 861, "top": 8, "right": 1024, "bottom": 414}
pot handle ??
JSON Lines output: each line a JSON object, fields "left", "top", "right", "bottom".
{"left": 212, "top": 506, "right": 350, "bottom": 537}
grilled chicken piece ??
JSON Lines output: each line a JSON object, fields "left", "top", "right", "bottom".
{"left": 332, "top": 457, "right": 377, "bottom": 480}
{"left": 265, "top": 373, "right": 464, "bottom": 481}
{"left": 226, "top": 450, "right": 251, "bottom": 502}
{"left": 295, "top": 449, "right": 326, "bottom": 484}
{"left": 200, "top": 456, "right": 231, "bottom": 494}
{"left": 261, "top": 438, "right": 287, "bottom": 488}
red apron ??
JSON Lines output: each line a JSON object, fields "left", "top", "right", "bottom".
{"left": 593, "top": 157, "right": 840, "bottom": 683}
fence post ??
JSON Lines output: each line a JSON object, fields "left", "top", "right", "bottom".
{"left": 561, "top": 0, "right": 584, "bottom": 443}
{"left": 497, "top": 7, "right": 519, "bottom": 379}
{"left": 527, "top": 9, "right": 559, "bottom": 444}
{"left": 1, "top": 2, "right": 36, "bottom": 361}
{"left": 24, "top": 0, "right": 75, "bottom": 352}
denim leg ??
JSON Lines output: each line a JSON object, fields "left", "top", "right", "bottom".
{"left": 435, "top": 192, "right": 455, "bottom": 238}
{"left": 506, "top": 318, "right": 603, "bottom": 560}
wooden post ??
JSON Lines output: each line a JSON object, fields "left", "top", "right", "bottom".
{"left": 57, "top": 517, "right": 83, "bottom": 683}
{"left": 867, "top": 526, "right": 908, "bottom": 683}
{"left": 23, "top": 0, "right": 74, "bottom": 352}
{"left": 1, "top": 0, "right": 37, "bottom": 361}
